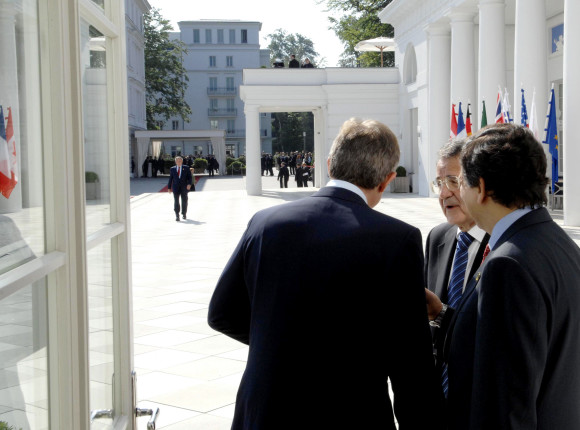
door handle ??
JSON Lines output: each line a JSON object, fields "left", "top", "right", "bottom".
{"left": 132, "top": 370, "right": 160, "bottom": 430}
{"left": 136, "top": 407, "right": 160, "bottom": 430}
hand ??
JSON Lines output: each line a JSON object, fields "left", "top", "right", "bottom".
{"left": 425, "top": 288, "right": 443, "bottom": 321}
{"left": 168, "top": 188, "right": 172, "bottom": 193}
{"left": 187, "top": 185, "right": 191, "bottom": 190}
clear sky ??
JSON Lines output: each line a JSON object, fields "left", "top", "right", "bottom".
{"left": 146, "top": 0, "right": 345, "bottom": 67}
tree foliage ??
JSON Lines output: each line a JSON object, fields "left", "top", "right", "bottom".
{"left": 144, "top": 8, "right": 191, "bottom": 130}
{"left": 266, "top": 29, "right": 321, "bottom": 67}
{"left": 271, "top": 112, "right": 314, "bottom": 153}
{"left": 320, "top": 0, "right": 394, "bottom": 67}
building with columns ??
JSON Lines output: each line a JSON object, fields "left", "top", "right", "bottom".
{"left": 379, "top": 0, "right": 579, "bottom": 225}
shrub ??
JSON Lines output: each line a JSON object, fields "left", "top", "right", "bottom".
{"left": 396, "top": 166, "right": 407, "bottom": 177}
{"left": 193, "top": 158, "right": 208, "bottom": 170}
{"left": 85, "top": 171, "right": 100, "bottom": 183}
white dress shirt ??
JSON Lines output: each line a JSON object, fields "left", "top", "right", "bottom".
{"left": 325, "top": 179, "right": 368, "bottom": 205}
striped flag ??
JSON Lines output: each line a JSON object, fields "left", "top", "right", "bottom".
{"left": 543, "top": 87, "right": 559, "bottom": 193}
{"left": 466, "top": 103, "right": 472, "bottom": 136}
{"left": 0, "top": 106, "right": 12, "bottom": 197}
{"left": 457, "top": 102, "right": 467, "bottom": 138}
{"left": 495, "top": 90, "right": 504, "bottom": 123}
{"left": 502, "top": 88, "right": 513, "bottom": 123}
{"left": 481, "top": 100, "right": 488, "bottom": 128}
{"left": 3, "top": 107, "right": 18, "bottom": 198}
{"left": 450, "top": 104, "right": 458, "bottom": 138}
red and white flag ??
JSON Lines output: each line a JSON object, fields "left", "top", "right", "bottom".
{"left": 0, "top": 106, "right": 18, "bottom": 199}
{"left": 450, "top": 104, "right": 458, "bottom": 139}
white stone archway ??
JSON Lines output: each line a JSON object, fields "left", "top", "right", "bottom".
{"left": 240, "top": 68, "right": 401, "bottom": 195}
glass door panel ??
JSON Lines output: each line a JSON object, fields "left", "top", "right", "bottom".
{"left": 87, "top": 242, "right": 115, "bottom": 429}
{"left": 80, "top": 20, "right": 111, "bottom": 236}
{"left": 0, "top": 280, "right": 49, "bottom": 430}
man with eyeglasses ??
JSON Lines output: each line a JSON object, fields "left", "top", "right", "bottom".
{"left": 423, "top": 138, "right": 490, "bottom": 399}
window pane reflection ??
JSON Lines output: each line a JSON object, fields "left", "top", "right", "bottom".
{"left": 0, "top": 280, "right": 49, "bottom": 430}
{"left": 80, "top": 22, "right": 111, "bottom": 236}
{"left": 90, "top": 0, "right": 105, "bottom": 9}
{"left": 0, "top": 0, "right": 45, "bottom": 275}
{"left": 87, "top": 242, "right": 114, "bottom": 429}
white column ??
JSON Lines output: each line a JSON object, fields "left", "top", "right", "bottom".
{"left": 513, "top": 0, "right": 547, "bottom": 125}
{"left": 313, "top": 107, "right": 326, "bottom": 187}
{"left": 478, "top": 0, "right": 506, "bottom": 129}
{"left": 563, "top": 0, "right": 580, "bottom": 226}
{"left": 425, "top": 24, "right": 451, "bottom": 195}
{"left": 245, "top": 104, "right": 261, "bottom": 195}
{"left": 448, "top": 9, "right": 477, "bottom": 128}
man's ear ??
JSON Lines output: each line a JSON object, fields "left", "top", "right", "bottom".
{"left": 477, "top": 177, "right": 487, "bottom": 204}
{"left": 378, "top": 172, "right": 397, "bottom": 193}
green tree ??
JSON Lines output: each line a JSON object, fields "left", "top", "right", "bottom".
{"left": 272, "top": 112, "right": 314, "bottom": 153}
{"left": 320, "top": 0, "right": 394, "bottom": 67}
{"left": 266, "top": 29, "right": 321, "bottom": 67}
{"left": 144, "top": 8, "right": 191, "bottom": 130}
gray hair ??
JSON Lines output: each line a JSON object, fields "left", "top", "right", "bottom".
{"left": 328, "top": 118, "right": 400, "bottom": 189}
{"left": 175, "top": 156, "right": 183, "bottom": 161}
{"left": 438, "top": 138, "right": 467, "bottom": 161}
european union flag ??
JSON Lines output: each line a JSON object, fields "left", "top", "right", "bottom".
{"left": 543, "top": 88, "right": 558, "bottom": 193}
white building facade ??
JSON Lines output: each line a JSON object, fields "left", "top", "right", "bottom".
{"left": 125, "top": 0, "right": 150, "bottom": 171}
{"left": 166, "top": 20, "right": 272, "bottom": 158}
{"left": 379, "top": 0, "right": 580, "bottom": 225}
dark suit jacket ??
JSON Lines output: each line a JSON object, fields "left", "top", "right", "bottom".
{"left": 424, "top": 223, "right": 489, "bottom": 369}
{"left": 444, "top": 208, "right": 580, "bottom": 430}
{"left": 167, "top": 165, "right": 192, "bottom": 192}
{"left": 209, "top": 187, "right": 442, "bottom": 429}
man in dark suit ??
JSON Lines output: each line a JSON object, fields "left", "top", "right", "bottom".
{"left": 167, "top": 156, "right": 192, "bottom": 221}
{"left": 424, "top": 139, "right": 489, "bottom": 392}
{"left": 430, "top": 123, "right": 580, "bottom": 429}
{"left": 209, "top": 118, "right": 442, "bottom": 429}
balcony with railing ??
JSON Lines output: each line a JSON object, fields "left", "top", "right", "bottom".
{"left": 207, "top": 108, "right": 238, "bottom": 117}
{"left": 225, "top": 129, "right": 269, "bottom": 138}
{"left": 207, "top": 87, "right": 238, "bottom": 97}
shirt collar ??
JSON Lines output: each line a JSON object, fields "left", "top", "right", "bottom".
{"left": 456, "top": 224, "right": 486, "bottom": 243}
{"left": 325, "top": 179, "right": 368, "bottom": 205}
{"left": 489, "top": 207, "right": 533, "bottom": 250}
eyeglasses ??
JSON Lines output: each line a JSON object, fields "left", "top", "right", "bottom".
{"left": 431, "top": 175, "right": 461, "bottom": 193}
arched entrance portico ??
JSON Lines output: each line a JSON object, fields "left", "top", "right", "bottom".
{"left": 134, "top": 130, "right": 226, "bottom": 175}
{"left": 240, "top": 68, "right": 401, "bottom": 195}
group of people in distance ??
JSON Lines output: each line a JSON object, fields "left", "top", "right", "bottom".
{"left": 273, "top": 54, "right": 315, "bottom": 68}
{"left": 208, "top": 118, "right": 580, "bottom": 429}
{"left": 277, "top": 161, "right": 311, "bottom": 188}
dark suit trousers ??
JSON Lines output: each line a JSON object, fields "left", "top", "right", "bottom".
{"left": 173, "top": 188, "right": 188, "bottom": 215}
{"left": 279, "top": 178, "right": 288, "bottom": 188}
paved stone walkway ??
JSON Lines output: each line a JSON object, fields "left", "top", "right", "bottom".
{"left": 130, "top": 173, "right": 579, "bottom": 429}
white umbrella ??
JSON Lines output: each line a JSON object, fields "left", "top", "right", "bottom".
{"left": 354, "top": 37, "right": 396, "bottom": 67}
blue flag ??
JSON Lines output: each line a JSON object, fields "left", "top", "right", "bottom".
{"left": 543, "top": 88, "right": 558, "bottom": 193}
{"left": 521, "top": 88, "right": 529, "bottom": 127}
{"left": 457, "top": 102, "right": 466, "bottom": 137}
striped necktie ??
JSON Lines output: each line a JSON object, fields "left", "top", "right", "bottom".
{"left": 442, "top": 231, "right": 474, "bottom": 397}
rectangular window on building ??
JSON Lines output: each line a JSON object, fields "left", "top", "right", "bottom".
{"left": 227, "top": 98, "right": 235, "bottom": 111}
{"left": 229, "top": 29, "right": 236, "bottom": 44}
{"left": 226, "top": 56, "right": 233, "bottom": 67}
{"left": 210, "top": 120, "right": 219, "bottom": 129}
{"left": 210, "top": 99, "right": 218, "bottom": 111}
{"left": 209, "top": 56, "right": 216, "bottom": 67}
{"left": 241, "top": 29, "right": 248, "bottom": 44}
{"left": 193, "top": 29, "right": 200, "bottom": 43}
{"left": 172, "top": 120, "right": 179, "bottom": 130}
{"left": 209, "top": 76, "right": 217, "bottom": 90}
{"left": 205, "top": 29, "right": 212, "bottom": 43}
{"left": 227, "top": 119, "right": 235, "bottom": 133}
{"left": 217, "top": 29, "right": 224, "bottom": 44}
{"left": 226, "top": 77, "right": 234, "bottom": 90}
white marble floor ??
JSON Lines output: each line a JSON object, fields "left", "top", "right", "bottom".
{"left": 130, "top": 175, "right": 580, "bottom": 429}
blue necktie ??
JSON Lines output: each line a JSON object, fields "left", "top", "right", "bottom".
{"left": 442, "top": 232, "right": 474, "bottom": 397}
